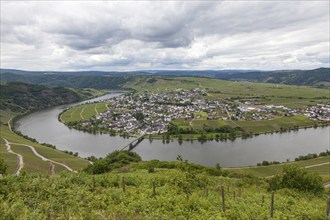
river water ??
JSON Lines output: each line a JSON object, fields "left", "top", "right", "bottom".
{"left": 15, "top": 93, "right": 330, "bottom": 167}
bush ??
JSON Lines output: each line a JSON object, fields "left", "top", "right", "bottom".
{"left": 84, "top": 150, "right": 141, "bottom": 174}
{"left": 148, "top": 167, "right": 155, "bottom": 173}
{"left": 268, "top": 165, "right": 324, "bottom": 195}
{"left": 0, "top": 158, "right": 8, "bottom": 175}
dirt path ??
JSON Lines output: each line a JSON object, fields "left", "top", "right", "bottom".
{"left": 324, "top": 182, "right": 330, "bottom": 188}
{"left": 305, "top": 162, "right": 330, "bottom": 168}
{"left": 49, "top": 162, "right": 55, "bottom": 175}
{"left": 4, "top": 138, "right": 23, "bottom": 176}
{"left": 189, "top": 118, "right": 195, "bottom": 126}
{"left": 7, "top": 119, "right": 13, "bottom": 131}
{"left": 225, "top": 107, "right": 239, "bottom": 127}
{"left": 8, "top": 141, "right": 76, "bottom": 173}
{"left": 80, "top": 106, "right": 86, "bottom": 120}
{"left": 94, "top": 103, "right": 99, "bottom": 115}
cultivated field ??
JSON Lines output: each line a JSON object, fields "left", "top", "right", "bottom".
{"left": 60, "top": 102, "right": 108, "bottom": 123}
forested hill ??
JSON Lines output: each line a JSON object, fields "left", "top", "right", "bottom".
{"left": 214, "top": 67, "right": 330, "bottom": 87}
{"left": 0, "top": 82, "right": 98, "bottom": 113}
{"left": 0, "top": 72, "right": 132, "bottom": 89}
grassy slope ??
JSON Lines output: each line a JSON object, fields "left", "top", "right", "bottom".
{"left": 0, "top": 168, "right": 328, "bottom": 219}
{"left": 228, "top": 155, "right": 330, "bottom": 181}
{"left": 0, "top": 121, "right": 90, "bottom": 174}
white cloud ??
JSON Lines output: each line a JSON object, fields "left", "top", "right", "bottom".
{"left": 0, "top": 1, "right": 329, "bottom": 71}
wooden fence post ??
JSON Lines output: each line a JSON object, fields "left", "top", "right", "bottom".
{"left": 122, "top": 176, "right": 125, "bottom": 193}
{"left": 270, "top": 191, "right": 274, "bottom": 218}
{"left": 233, "top": 191, "right": 236, "bottom": 200}
{"left": 262, "top": 194, "right": 265, "bottom": 206}
{"left": 92, "top": 176, "right": 95, "bottom": 191}
{"left": 326, "top": 196, "right": 330, "bottom": 220}
{"left": 204, "top": 184, "right": 208, "bottom": 198}
{"left": 152, "top": 180, "right": 156, "bottom": 198}
{"left": 221, "top": 185, "right": 225, "bottom": 212}
{"left": 186, "top": 182, "right": 190, "bottom": 199}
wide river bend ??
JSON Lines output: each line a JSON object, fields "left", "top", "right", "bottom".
{"left": 15, "top": 93, "right": 330, "bottom": 167}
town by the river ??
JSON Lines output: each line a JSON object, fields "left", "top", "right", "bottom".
{"left": 14, "top": 93, "right": 330, "bottom": 167}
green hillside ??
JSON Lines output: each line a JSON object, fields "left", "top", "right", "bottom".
{"left": 0, "top": 160, "right": 328, "bottom": 219}
{"left": 0, "top": 82, "right": 103, "bottom": 175}
{"left": 0, "top": 82, "right": 104, "bottom": 113}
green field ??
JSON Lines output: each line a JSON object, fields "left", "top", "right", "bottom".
{"left": 60, "top": 102, "right": 108, "bottom": 123}
{"left": 234, "top": 115, "right": 318, "bottom": 133}
{"left": 170, "top": 114, "right": 321, "bottom": 137}
{"left": 228, "top": 155, "right": 330, "bottom": 181}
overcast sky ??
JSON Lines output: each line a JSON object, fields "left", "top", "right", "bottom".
{"left": 1, "top": 1, "right": 329, "bottom": 71}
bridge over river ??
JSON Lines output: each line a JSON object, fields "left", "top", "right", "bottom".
{"left": 120, "top": 135, "right": 145, "bottom": 151}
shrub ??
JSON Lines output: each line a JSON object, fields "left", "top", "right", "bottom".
{"left": 84, "top": 150, "right": 141, "bottom": 174}
{"left": 0, "top": 158, "right": 8, "bottom": 175}
{"left": 268, "top": 165, "right": 324, "bottom": 195}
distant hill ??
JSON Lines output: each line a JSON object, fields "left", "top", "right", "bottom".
{"left": 0, "top": 73, "right": 133, "bottom": 89}
{"left": 214, "top": 68, "right": 330, "bottom": 87}
{"left": 0, "top": 82, "right": 97, "bottom": 113}
{"left": 0, "top": 67, "right": 329, "bottom": 88}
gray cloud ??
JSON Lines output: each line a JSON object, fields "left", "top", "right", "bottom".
{"left": 0, "top": 1, "right": 329, "bottom": 71}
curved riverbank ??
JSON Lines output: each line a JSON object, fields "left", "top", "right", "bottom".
{"left": 15, "top": 93, "right": 330, "bottom": 167}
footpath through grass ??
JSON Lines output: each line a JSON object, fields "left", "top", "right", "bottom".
{"left": 0, "top": 119, "right": 90, "bottom": 174}
{"left": 228, "top": 155, "right": 330, "bottom": 182}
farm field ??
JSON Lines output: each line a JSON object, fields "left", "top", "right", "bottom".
{"left": 60, "top": 102, "right": 108, "bottom": 123}
{"left": 170, "top": 114, "right": 321, "bottom": 137}
{"left": 234, "top": 115, "right": 318, "bottom": 133}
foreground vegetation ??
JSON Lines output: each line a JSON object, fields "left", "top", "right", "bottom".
{"left": 0, "top": 151, "right": 328, "bottom": 219}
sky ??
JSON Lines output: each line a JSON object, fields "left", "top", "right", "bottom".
{"left": 1, "top": 1, "right": 329, "bottom": 71}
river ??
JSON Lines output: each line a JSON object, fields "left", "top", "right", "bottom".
{"left": 15, "top": 93, "right": 330, "bottom": 167}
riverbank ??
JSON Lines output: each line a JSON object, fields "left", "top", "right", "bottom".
{"left": 14, "top": 91, "right": 330, "bottom": 168}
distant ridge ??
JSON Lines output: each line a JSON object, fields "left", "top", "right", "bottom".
{"left": 0, "top": 67, "right": 329, "bottom": 88}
